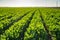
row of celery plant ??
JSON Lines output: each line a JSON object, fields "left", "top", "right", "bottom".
{"left": 24, "top": 10, "right": 48, "bottom": 40}
{"left": 0, "top": 8, "right": 32, "bottom": 20}
{"left": 0, "top": 10, "right": 35, "bottom": 40}
{"left": 40, "top": 9, "right": 60, "bottom": 40}
{"left": 0, "top": 9, "right": 33, "bottom": 32}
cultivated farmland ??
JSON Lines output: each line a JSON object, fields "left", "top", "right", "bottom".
{"left": 0, "top": 7, "right": 60, "bottom": 40}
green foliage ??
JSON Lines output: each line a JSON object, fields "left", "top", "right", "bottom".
{"left": 0, "top": 7, "right": 60, "bottom": 40}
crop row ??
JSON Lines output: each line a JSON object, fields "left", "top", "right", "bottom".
{"left": 40, "top": 9, "right": 60, "bottom": 40}
{"left": 0, "top": 9, "right": 33, "bottom": 34}
{"left": 0, "top": 10, "right": 35, "bottom": 40}
{"left": 24, "top": 10, "right": 48, "bottom": 40}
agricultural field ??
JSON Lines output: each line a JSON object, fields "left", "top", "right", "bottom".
{"left": 0, "top": 7, "right": 60, "bottom": 40}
